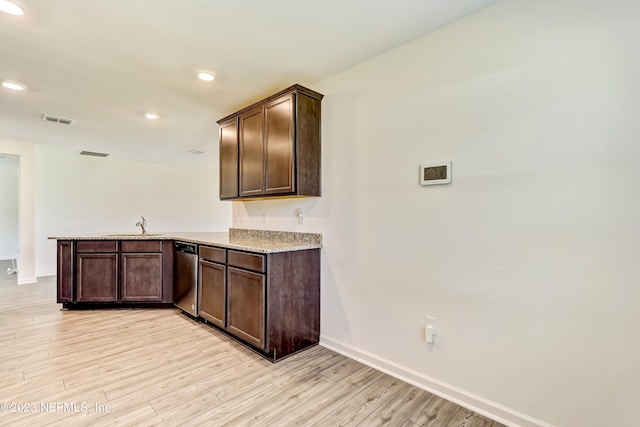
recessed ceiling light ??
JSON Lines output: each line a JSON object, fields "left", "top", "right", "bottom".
{"left": 145, "top": 113, "right": 159, "bottom": 120}
{"left": 1, "top": 81, "right": 27, "bottom": 91}
{"left": 0, "top": 0, "right": 24, "bottom": 16}
{"left": 197, "top": 72, "right": 215, "bottom": 82}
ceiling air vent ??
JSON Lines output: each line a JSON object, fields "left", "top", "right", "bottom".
{"left": 42, "top": 114, "right": 75, "bottom": 125}
{"left": 79, "top": 151, "right": 109, "bottom": 158}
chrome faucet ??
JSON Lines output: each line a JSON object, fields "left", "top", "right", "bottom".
{"left": 135, "top": 216, "right": 147, "bottom": 235}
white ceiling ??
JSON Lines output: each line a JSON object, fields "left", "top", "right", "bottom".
{"left": 0, "top": 0, "right": 497, "bottom": 168}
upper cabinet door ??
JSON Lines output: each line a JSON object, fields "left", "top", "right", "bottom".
{"left": 264, "top": 93, "right": 295, "bottom": 195}
{"left": 239, "top": 106, "right": 265, "bottom": 197}
{"left": 219, "top": 118, "right": 239, "bottom": 199}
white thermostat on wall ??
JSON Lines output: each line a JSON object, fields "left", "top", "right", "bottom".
{"left": 420, "top": 161, "right": 452, "bottom": 186}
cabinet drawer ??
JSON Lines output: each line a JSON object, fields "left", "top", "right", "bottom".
{"left": 76, "top": 241, "right": 117, "bottom": 253}
{"left": 199, "top": 246, "right": 226, "bottom": 264}
{"left": 228, "top": 250, "right": 265, "bottom": 273}
{"left": 121, "top": 240, "right": 162, "bottom": 253}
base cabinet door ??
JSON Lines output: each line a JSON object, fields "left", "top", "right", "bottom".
{"left": 76, "top": 253, "right": 118, "bottom": 302}
{"left": 227, "top": 267, "right": 265, "bottom": 349}
{"left": 121, "top": 253, "right": 163, "bottom": 302}
{"left": 199, "top": 260, "right": 226, "bottom": 328}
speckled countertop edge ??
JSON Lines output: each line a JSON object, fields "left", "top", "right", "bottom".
{"left": 48, "top": 229, "right": 322, "bottom": 254}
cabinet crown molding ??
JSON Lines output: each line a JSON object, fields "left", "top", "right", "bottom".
{"left": 217, "top": 84, "right": 323, "bottom": 124}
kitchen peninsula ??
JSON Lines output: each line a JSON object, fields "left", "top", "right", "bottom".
{"left": 50, "top": 229, "right": 321, "bottom": 361}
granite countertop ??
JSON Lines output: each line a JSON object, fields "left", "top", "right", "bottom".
{"left": 48, "top": 228, "right": 322, "bottom": 254}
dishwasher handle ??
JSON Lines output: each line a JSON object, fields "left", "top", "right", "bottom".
{"left": 174, "top": 241, "right": 197, "bottom": 255}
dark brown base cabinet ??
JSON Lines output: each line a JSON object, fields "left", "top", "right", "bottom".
{"left": 199, "top": 245, "right": 320, "bottom": 361}
{"left": 57, "top": 239, "right": 319, "bottom": 362}
{"left": 57, "top": 240, "right": 174, "bottom": 306}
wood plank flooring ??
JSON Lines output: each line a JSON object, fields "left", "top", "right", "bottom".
{"left": 0, "top": 262, "right": 506, "bottom": 426}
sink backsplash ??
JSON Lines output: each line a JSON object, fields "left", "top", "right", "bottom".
{"left": 229, "top": 228, "right": 322, "bottom": 245}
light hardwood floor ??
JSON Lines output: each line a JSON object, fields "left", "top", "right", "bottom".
{"left": 0, "top": 262, "right": 506, "bottom": 427}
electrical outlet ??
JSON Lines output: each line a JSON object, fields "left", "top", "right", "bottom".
{"left": 297, "top": 209, "right": 304, "bottom": 225}
{"left": 425, "top": 316, "right": 436, "bottom": 343}
{"left": 262, "top": 212, "right": 268, "bottom": 224}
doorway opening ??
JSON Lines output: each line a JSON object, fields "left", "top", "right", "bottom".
{"left": 0, "top": 153, "right": 19, "bottom": 285}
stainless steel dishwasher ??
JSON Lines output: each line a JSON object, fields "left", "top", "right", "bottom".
{"left": 174, "top": 241, "right": 198, "bottom": 317}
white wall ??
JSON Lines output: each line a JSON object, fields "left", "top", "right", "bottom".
{"left": 231, "top": 1, "right": 640, "bottom": 426}
{"left": 35, "top": 145, "right": 232, "bottom": 276}
{"left": 0, "top": 139, "right": 36, "bottom": 284}
{"left": 0, "top": 154, "right": 19, "bottom": 260}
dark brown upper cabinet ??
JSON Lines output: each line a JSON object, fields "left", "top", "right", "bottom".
{"left": 217, "top": 84, "right": 323, "bottom": 200}
{"left": 219, "top": 118, "right": 239, "bottom": 200}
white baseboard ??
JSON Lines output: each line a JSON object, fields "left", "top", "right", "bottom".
{"left": 0, "top": 256, "right": 17, "bottom": 261}
{"left": 320, "top": 336, "right": 554, "bottom": 427}
{"left": 37, "top": 272, "right": 56, "bottom": 278}
{"left": 18, "top": 277, "right": 38, "bottom": 285}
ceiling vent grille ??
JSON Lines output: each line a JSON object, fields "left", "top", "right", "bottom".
{"left": 79, "top": 151, "right": 109, "bottom": 158}
{"left": 42, "top": 114, "right": 75, "bottom": 125}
